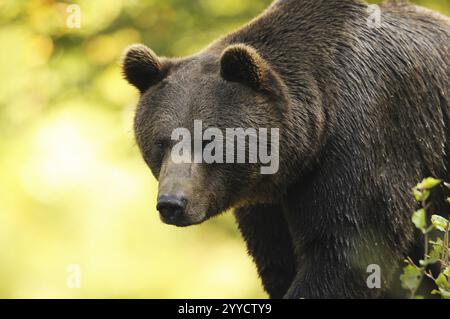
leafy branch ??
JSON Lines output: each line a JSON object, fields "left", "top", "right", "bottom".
{"left": 400, "top": 178, "right": 450, "bottom": 299}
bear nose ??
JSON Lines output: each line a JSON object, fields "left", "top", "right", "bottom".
{"left": 156, "top": 195, "right": 187, "bottom": 220}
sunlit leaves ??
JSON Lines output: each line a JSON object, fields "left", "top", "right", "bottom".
{"left": 412, "top": 177, "right": 442, "bottom": 203}
{"left": 400, "top": 265, "right": 423, "bottom": 291}
{"left": 444, "top": 267, "right": 450, "bottom": 277}
{"left": 417, "top": 177, "right": 442, "bottom": 190}
{"left": 403, "top": 177, "right": 450, "bottom": 299}
{"left": 435, "top": 273, "right": 449, "bottom": 290}
{"left": 412, "top": 209, "right": 427, "bottom": 232}
{"left": 431, "top": 215, "right": 449, "bottom": 232}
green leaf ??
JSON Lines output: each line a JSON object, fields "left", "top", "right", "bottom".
{"left": 412, "top": 188, "right": 430, "bottom": 202}
{"left": 435, "top": 273, "right": 450, "bottom": 289}
{"left": 400, "top": 265, "right": 423, "bottom": 291}
{"left": 412, "top": 209, "right": 426, "bottom": 232}
{"left": 413, "top": 189, "right": 423, "bottom": 202}
{"left": 438, "top": 288, "right": 450, "bottom": 299}
{"left": 419, "top": 258, "right": 438, "bottom": 267}
{"left": 431, "top": 215, "right": 449, "bottom": 232}
{"left": 418, "top": 177, "right": 442, "bottom": 190}
{"left": 429, "top": 238, "right": 444, "bottom": 247}
{"left": 430, "top": 288, "right": 450, "bottom": 299}
{"left": 444, "top": 267, "right": 450, "bottom": 277}
{"left": 427, "top": 240, "right": 443, "bottom": 264}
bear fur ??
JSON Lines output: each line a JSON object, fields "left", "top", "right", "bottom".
{"left": 123, "top": 0, "right": 450, "bottom": 298}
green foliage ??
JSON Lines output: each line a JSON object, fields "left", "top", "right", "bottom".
{"left": 412, "top": 209, "right": 427, "bottom": 232}
{"left": 400, "top": 265, "right": 423, "bottom": 291}
{"left": 401, "top": 179, "right": 450, "bottom": 299}
{"left": 431, "top": 215, "right": 450, "bottom": 232}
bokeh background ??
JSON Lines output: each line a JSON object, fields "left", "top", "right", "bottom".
{"left": 0, "top": 0, "right": 449, "bottom": 298}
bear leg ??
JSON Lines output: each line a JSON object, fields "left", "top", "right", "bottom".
{"left": 235, "top": 204, "right": 296, "bottom": 298}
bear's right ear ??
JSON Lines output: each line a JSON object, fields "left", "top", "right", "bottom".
{"left": 122, "top": 44, "right": 166, "bottom": 93}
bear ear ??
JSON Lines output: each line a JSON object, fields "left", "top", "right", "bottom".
{"left": 122, "top": 44, "right": 165, "bottom": 93}
{"left": 220, "top": 44, "right": 268, "bottom": 90}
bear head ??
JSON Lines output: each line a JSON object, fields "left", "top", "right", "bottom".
{"left": 122, "top": 43, "right": 292, "bottom": 226}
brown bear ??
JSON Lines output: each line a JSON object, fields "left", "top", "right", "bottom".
{"left": 122, "top": 0, "right": 450, "bottom": 298}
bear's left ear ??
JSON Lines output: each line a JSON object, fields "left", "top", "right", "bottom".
{"left": 220, "top": 44, "right": 289, "bottom": 103}
{"left": 220, "top": 44, "right": 268, "bottom": 90}
{"left": 122, "top": 44, "right": 168, "bottom": 93}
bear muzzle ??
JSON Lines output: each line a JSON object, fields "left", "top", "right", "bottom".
{"left": 156, "top": 160, "right": 208, "bottom": 227}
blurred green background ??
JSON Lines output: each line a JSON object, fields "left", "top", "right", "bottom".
{"left": 0, "top": 0, "right": 449, "bottom": 299}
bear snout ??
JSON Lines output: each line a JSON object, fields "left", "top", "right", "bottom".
{"left": 157, "top": 195, "right": 187, "bottom": 223}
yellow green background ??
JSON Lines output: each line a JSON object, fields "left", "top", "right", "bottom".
{"left": 0, "top": 0, "right": 449, "bottom": 298}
